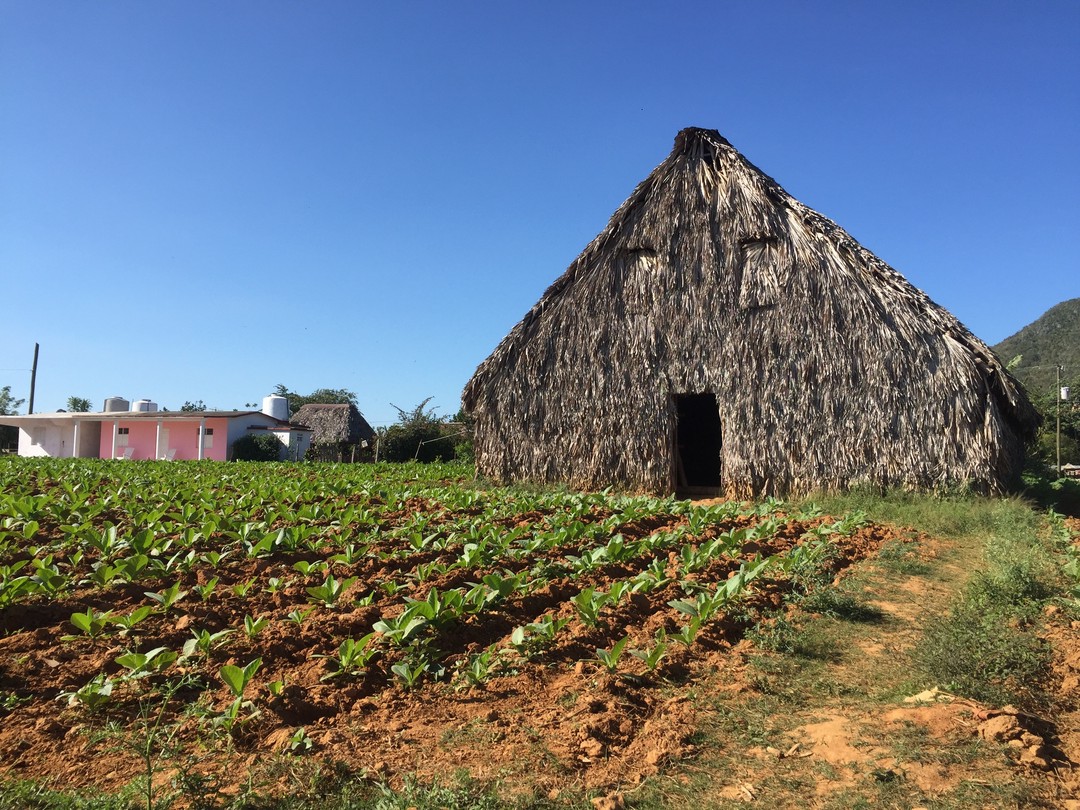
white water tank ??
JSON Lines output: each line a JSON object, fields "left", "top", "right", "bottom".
{"left": 132, "top": 399, "right": 158, "bottom": 413}
{"left": 262, "top": 394, "right": 289, "bottom": 421}
{"left": 104, "top": 397, "right": 130, "bottom": 413}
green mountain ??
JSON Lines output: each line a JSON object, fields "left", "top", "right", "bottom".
{"left": 993, "top": 298, "right": 1080, "bottom": 397}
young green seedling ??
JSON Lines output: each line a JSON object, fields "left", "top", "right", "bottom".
{"left": 115, "top": 553, "right": 150, "bottom": 583}
{"left": 595, "top": 636, "right": 630, "bottom": 673}
{"left": 115, "top": 647, "right": 178, "bottom": 679}
{"left": 181, "top": 628, "right": 235, "bottom": 660}
{"left": 194, "top": 577, "right": 219, "bottom": 601}
{"left": 372, "top": 610, "right": 429, "bottom": 647}
{"left": 316, "top": 633, "right": 379, "bottom": 681}
{"left": 219, "top": 657, "right": 262, "bottom": 698}
{"left": 668, "top": 617, "right": 702, "bottom": 647}
{"left": 390, "top": 660, "right": 427, "bottom": 690}
{"left": 145, "top": 581, "right": 187, "bottom": 612}
{"left": 571, "top": 587, "right": 609, "bottom": 627}
{"left": 328, "top": 543, "right": 365, "bottom": 566}
{"left": 629, "top": 632, "right": 668, "bottom": 671}
{"left": 67, "top": 608, "right": 113, "bottom": 639}
{"left": 287, "top": 727, "right": 312, "bottom": 753}
{"left": 243, "top": 614, "right": 269, "bottom": 638}
{"left": 30, "top": 557, "right": 67, "bottom": 595}
{"left": 231, "top": 578, "right": 257, "bottom": 597}
{"left": 293, "top": 559, "right": 328, "bottom": 577}
{"left": 305, "top": 573, "right": 356, "bottom": 607}
{"left": 266, "top": 678, "right": 286, "bottom": 698}
{"left": 287, "top": 607, "right": 314, "bottom": 625}
{"left": 455, "top": 644, "right": 499, "bottom": 690}
{"left": 110, "top": 605, "right": 153, "bottom": 636}
{"left": 59, "top": 674, "right": 114, "bottom": 711}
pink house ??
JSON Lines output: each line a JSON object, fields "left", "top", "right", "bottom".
{"left": 0, "top": 395, "right": 312, "bottom": 461}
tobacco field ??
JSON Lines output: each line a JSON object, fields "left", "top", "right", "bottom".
{"left": 0, "top": 458, "right": 917, "bottom": 804}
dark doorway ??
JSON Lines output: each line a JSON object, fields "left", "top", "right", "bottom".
{"left": 675, "top": 393, "right": 722, "bottom": 496}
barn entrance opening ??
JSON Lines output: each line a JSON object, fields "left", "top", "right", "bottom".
{"left": 674, "top": 393, "right": 722, "bottom": 497}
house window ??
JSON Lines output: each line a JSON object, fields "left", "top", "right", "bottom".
{"left": 117, "top": 427, "right": 129, "bottom": 447}
{"left": 203, "top": 427, "right": 214, "bottom": 449}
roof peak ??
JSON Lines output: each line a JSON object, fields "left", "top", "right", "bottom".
{"left": 673, "top": 127, "right": 731, "bottom": 156}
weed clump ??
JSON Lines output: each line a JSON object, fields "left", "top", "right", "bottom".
{"left": 915, "top": 519, "right": 1062, "bottom": 711}
{"left": 915, "top": 597, "right": 1051, "bottom": 709}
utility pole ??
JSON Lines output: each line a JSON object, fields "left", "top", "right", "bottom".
{"left": 1058, "top": 364, "right": 1065, "bottom": 478}
{"left": 28, "top": 343, "right": 39, "bottom": 415}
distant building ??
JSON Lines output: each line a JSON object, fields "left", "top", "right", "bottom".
{"left": 291, "top": 403, "right": 375, "bottom": 462}
{"left": 0, "top": 395, "right": 311, "bottom": 461}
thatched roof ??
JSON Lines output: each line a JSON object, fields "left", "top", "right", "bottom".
{"left": 463, "top": 127, "right": 1038, "bottom": 497}
{"left": 290, "top": 403, "right": 375, "bottom": 445}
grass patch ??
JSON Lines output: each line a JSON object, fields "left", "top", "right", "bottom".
{"left": 801, "top": 488, "right": 1040, "bottom": 542}
{"left": 799, "top": 486, "right": 1066, "bottom": 710}
{"left": 0, "top": 781, "right": 132, "bottom": 810}
{"left": 910, "top": 499, "right": 1063, "bottom": 711}
{"left": 875, "top": 538, "right": 930, "bottom": 576}
{"left": 915, "top": 598, "right": 1052, "bottom": 710}
{"left": 799, "top": 588, "right": 885, "bottom": 623}
{"left": 0, "top": 772, "right": 567, "bottom": 810}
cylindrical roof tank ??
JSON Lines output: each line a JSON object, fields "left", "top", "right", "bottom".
{"left": 103, "top": 397, "right": 130, "bottom": 413}
{"left": 132, "top": 399, "right": 155, "bottom": 412}
{"left": 263, "top": 394, "right": 289, "bottom": 421}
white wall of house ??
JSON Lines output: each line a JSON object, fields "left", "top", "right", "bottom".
{"left": 16, "top": 420, "right": 103, "bottom": 458}
{"left": 18, "top": 421, "right": 70, "bottom": 457}
{"left": 267, "top": 427, "right": 312, "bottom": 461}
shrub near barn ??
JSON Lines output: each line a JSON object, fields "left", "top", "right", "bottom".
{"left": 379, "top": 398, "right": 460, "bottom": 462}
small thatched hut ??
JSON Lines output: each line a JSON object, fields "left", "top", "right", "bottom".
{"left": 463, "top": 127, "right": 1037, "bottom": 498}
{"left": 291, "top": 403, "right": 375, "bottom": 463}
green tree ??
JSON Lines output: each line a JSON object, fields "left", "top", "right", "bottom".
{"left": 0, "top": 385, "right": 24, "bottom": 453}
{"left": 66, "top": 396, "right": 92, "bottom": 412}
{"left": 0, "top": 385, "right": 24, "bottom": 415}
{"left": 180, "top": 400, "right": 207, "bottom": 412}
{"left": 379, "top": 398, "right": 458, "bottom": 462}
{"left": 273, "top": 384, "right": 357, "bottom": 417}
{"left": 1028, "top": 371, "right": 1080, "bottom": 470}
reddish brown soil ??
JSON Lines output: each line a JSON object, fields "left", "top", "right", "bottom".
{"left": 0, "top": 513, "right": 893, "bottom": 800}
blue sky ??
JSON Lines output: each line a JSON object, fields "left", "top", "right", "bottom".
{"left": 2, "top": 2, "right": 1077, "bottom": 425}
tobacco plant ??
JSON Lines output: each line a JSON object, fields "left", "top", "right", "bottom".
{"left": 317, "top": 634, "right": 379, "bottom": 680}
{"left": 66, "top": 608, "right": 113, "bottom": 639}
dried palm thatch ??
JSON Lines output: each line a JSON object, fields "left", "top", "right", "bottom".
{"left": 291, "top": 403, "right": 374, "bottom": 458}
{"left": 463, "top": 127, "right": 1038, "bottom": 498}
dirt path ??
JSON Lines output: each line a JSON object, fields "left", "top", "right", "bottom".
{"left": 628, "top": 523, "right": 1080, "bottom": 809}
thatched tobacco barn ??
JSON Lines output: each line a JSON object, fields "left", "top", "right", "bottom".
{"left": 291, "top": 403, "right": 375, "bottom": 463}
{"left": 463, "top": 128, "right": 1037, "bottom": 497}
